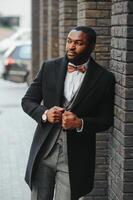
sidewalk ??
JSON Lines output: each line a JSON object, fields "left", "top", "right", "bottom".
{"left": 0, "top": 79, "right": 36, "bottom": 200}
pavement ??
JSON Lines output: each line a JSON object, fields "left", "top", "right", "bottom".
{"left": 0, "top": 78, "right": 36, "bottom": 200}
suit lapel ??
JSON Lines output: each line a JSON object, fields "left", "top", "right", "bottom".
{"left": 70, "top": 58, "right": 104, "bottom": 110}
{"left": 55, "top": 56, "right": 68, "bottom": 105}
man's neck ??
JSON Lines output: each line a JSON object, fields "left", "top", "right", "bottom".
{"left": 72, "top": 57, "right": 90, "bottom": 66}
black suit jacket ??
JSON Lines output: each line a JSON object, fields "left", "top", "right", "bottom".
{"left": 21, "top": 56, "right": 115, "bottom": 198}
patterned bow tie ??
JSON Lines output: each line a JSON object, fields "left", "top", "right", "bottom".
{"left": 67, "top": 64, "right": 86, "bottom": 73}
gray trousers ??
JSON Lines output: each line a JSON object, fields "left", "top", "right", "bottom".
{"left": 31, "top": 140, "right": 72, "bottom": 200}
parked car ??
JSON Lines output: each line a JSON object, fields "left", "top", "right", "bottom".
{"left": 0, "top": 28, "right": 31, "bottom": 55}
{"left": 2, "top": 41, "right": 32, "bottom": 84}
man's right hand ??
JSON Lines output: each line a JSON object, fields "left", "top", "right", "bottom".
{"left": 46, "top": 106, "right": 64, "bottom": 124}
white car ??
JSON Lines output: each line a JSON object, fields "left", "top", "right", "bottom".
{"left": 0, "top": 28, "right": 31, "bottom": 54}
{"left": 2, "top": 40, "right": 32, "bottom": 84}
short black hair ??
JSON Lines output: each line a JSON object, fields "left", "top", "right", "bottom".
{"left": 71, "top": 26, "right": 96, "bottom": 47}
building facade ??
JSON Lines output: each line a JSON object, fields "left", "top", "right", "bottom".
{"left": 32, "top": 0, "right": 133, "bottom": 199}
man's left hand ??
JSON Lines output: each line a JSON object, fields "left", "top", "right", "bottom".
{"left": 62, "top": 111, "right": 82, "bottom": 130}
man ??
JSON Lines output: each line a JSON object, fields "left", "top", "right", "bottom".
{"left": 21, "top": 26, "right": 115, "bottom": 200}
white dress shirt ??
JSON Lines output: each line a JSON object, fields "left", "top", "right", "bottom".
{"left": 64, "top": 61, "right": 88, "bottom": 102}
{"left": 64, "top": 60, "right": 89, "bottom": 132}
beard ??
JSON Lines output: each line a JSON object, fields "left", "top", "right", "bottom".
{"left": 66, "top": 50, "right": 91, "bottom": 65}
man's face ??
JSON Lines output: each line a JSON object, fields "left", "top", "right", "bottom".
{"left": 66, "top": 30, "right": 91, "bottom": 64}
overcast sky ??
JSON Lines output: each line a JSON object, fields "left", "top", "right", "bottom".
{"left": 0, "top": 0, "right": 31, "bottom": 28}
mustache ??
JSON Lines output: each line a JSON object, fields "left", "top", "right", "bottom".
{"left": 67, "top": 50, "right": 77, "bottom": 54}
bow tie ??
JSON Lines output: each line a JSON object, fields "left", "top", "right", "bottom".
{"left": 67, "top": 64, "right": 86, "bottom": 73}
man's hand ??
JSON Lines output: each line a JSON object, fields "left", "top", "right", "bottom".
{"left": 62, "top": 111, "right": 82, "bottom": 130}
{"left": 47, "top": 106, "right": 64, "bottom": 124}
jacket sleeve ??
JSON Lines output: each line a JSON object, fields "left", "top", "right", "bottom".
{"left": 21, "top": 63, "right": 47, "bottom": 124}
{"left": 83, "top": 73, "right": 115, "bottom": 133}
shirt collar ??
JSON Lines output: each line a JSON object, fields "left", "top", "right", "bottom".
{"left": 68, "top": 58, "right": 90, "bottom": 69}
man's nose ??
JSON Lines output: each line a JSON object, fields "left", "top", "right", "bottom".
{"left": 69, "top": 42, "right": 76, "bottom": 49}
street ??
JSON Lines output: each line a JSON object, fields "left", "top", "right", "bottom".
{"left": 0, "top": 78, "right": 36, "bottom": 200}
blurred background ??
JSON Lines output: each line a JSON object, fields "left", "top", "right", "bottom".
{"left": 0, "top": 1, "right": 35, "bottom": 200}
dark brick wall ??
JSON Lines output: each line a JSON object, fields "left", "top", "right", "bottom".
{"left": 108, "top": 1, "right": 133, "bottom": 200}
{"left": 39, "top": 0, "right": 48, "bottom": 63}
{"left": 47, "top": 0, "right": 59, "bottom": 59}
{"left": 32, "top": 1, "right": 133, "bottom": 199}
{"left": 77, "top": 0, "right": 111, "bottom": 68}
{"left": 32, "top": 0, "right": 40, "bottom": 78}
{"left": 77, "top": 1, "right": 112, "bottom": 199}
{"left": 59, "top": 0, "right": 77, "bottom": 56}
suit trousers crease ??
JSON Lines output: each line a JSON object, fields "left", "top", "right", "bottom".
{"left": 31, "top": 129, "right": 74, "bottom": 200}
{"left": 31, "top": 97, "right": 81, "bottom": 200}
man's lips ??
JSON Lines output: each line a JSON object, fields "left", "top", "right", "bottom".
{"left": 67, "top": 51, "right": 76, "bottom": 56}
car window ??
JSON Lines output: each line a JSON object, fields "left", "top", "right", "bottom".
{"left": 18, "top": 45, "right": 31, "bottom": 59}
{"left": 11, "top": 44, "right": 31, "bottom": 60}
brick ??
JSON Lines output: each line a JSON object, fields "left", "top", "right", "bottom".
{"left": 93, "top": 197, "right": 107, "bottom": 200}
{"left": 124, "top": 159, "right": 133, "bottom": 170}
{"left": 111, "top": 26, "right": 127, "bottom": 38}
{"left": 96, "top": 149, "right": 108, "bottom": 157}
{"left": 97, "top": 36, "right": 111, "bottom": 44}
{"left": 96, "top": 18, "right": 111, "bottom": 26}
{"left": 123, "top": 182, "right": 133, "bottom": 192}
{"left": 110, "top": 60, "right": 133, "bottom": 75}
{"left": 96, "top": 53, "right": 110, "bottom": 60}
{"left": 114, "top": 117, "right": 133, "bottom": 135}
{"left": 112, "top": 2, "right": 128, "bottom": 15}
{"left": 111, "top": 49, "right": 133, "bottom": 62}
{"left": 124, "top": 123, "right": 133, "bottom": 134}
{"left": 86, "top": 10, "right": 110, "bottom": 18}
{"left": 114, "top": 72, "right": 133, "bottom": 88}
{"left": 77, "top": 19, "right": 96, "bottom": 26}
{"left": 95, "top": 44, "right": 109, "bottom": 52}
{"left": 111, "top": 38, "right": 126, "bottom": 49}
{"left": 59, "top": 20, "right": 77, "bottom": 26}
{"left": 59, "top": 0, "right": 77, "bottom": 7}
{"left": 97, "top": 60, "right": 110, "bottom": 68}
{"left": 88, "top": 188, "right": 107, "bottom": 196}
{"left": 124, "top": 147, "right": 133, "bottom": 159}
{"left": 127, "top": 14, "right": 133, "bottom": 25}
{"left": 111, "top": 14, "right": 128, "bottom": 25}
{"left": 123, "top": 193, "right": 133, "bottom": 200}
{"left": 96, "top": 141, "right": 108, "bottom": 149}
{"left": 128, "top": 1, "right": 133, "bottom": 13}
{"left": 115, "top": 95, "right": 133, "bottom": 111}
{"left": 97, "top": 2, "right": 111, "bottom": 10}
{"left": 95, "top": 173, "right": 107, "bottom": 180}
{"left": 125, "top": 136, "right": 133, "bottom": 147}
{"left": 96, "top": 133, "right": 109, "bottom": 141}
{"left": 111, "top": 26, "right": 133, "bottom": 38}
{"left": 94, "top": 27, "right": 110, "bottom": 36}
{"left": 123, "top": 171, "right": 133, "bottom": 181}
{"left": 78, "top": 2, "right": 97, "bottom": 10}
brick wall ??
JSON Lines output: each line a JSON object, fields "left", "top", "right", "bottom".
{"left": 77, "top": 1, "right": 111, "bottom": 199}
{"left": 32, "top": 1, "right": 133, "bottom": 199}
{"left": 47, "top": 0, "right": 59, "bottom": 59}
{"left": 108, "top": 0, "right": 133, "bottom": 200}
{"left": 77, "top": 0, "right": 111, "bottom": 68}
{"left": 32, "top": 0, "right": 40, "bottom": 78}
{"left": 39, "top": 0, "right": 48, "bottom": 63}
{"left": 59, "top": 0, "right": 77, "bottom": 57}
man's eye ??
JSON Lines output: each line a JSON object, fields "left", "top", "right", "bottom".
{"left": 67, "top": 40, "right": 71, "bottom": 44}
{"left": 76, "top": 42, "right": 83, "bottom": 46}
